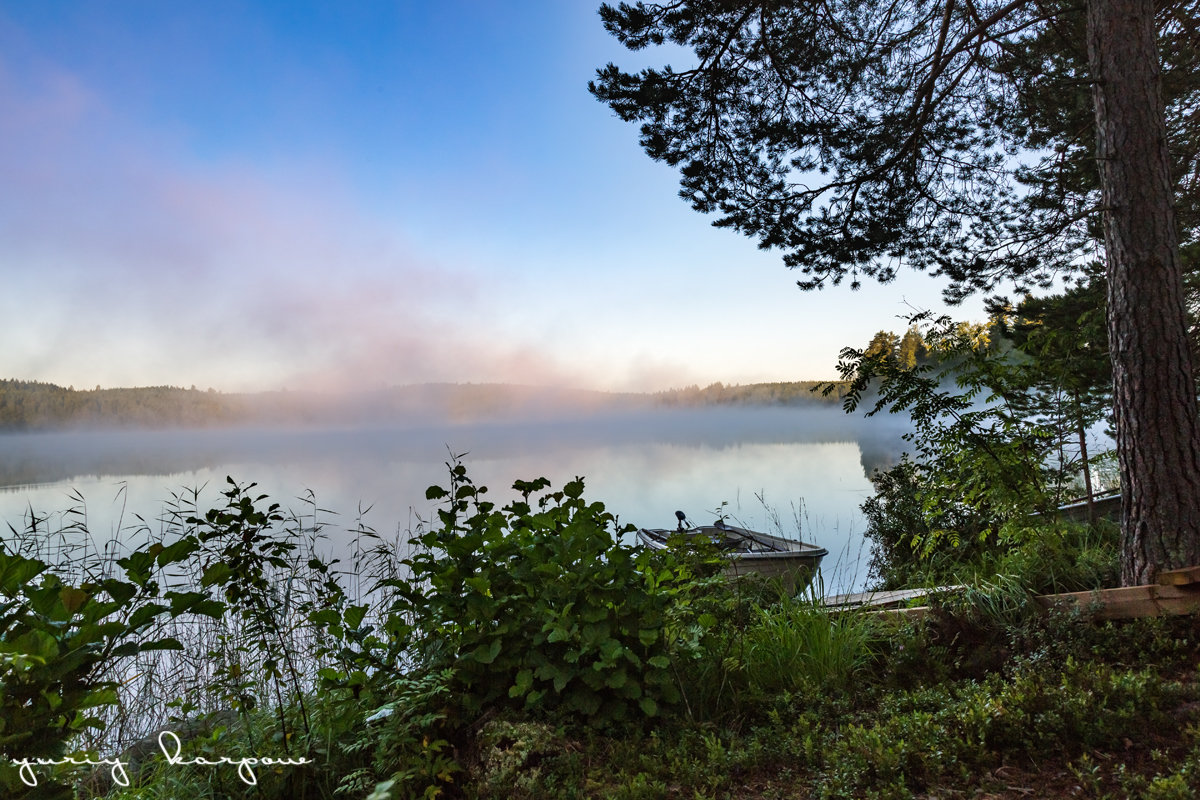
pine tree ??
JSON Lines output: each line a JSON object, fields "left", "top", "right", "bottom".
{"left": 592, "top": 0, "right": 1200, "bottom": 582}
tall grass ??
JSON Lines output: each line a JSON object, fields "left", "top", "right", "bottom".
{"left": 1, "top": 480, "right": 416, "bottom": 760}
{"left": 741, "top": 585, "right": 879, "bottom": 696}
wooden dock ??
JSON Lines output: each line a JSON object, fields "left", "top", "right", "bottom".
{"left": 827, "top": 566, "right": 1200, "bottom": 621}
{"left": 824, "top": 586, "right": 964, "bottom": 611}
{"left": 1033, "top": 565, "right": 1200, "bottom": 620}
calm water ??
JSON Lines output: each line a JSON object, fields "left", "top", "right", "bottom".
{"left": 0, "top": 407, "right": 910, "bottom": 593}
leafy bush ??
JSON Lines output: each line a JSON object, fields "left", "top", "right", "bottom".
{"left": 864, "top": 463, "right": 1120, "bottom": 592}
{"left": 186, "top": 479, "right": 314, "bottom": 743}
{"left": 0, "top": 538, "right": 218, "bottom": 799}
{"left": 860, "top": 457, "right": 995, "bottom": 588}
{"left": 837, "top": 313, "right": 1117, "bottom": 588}
{"left": 392, "top": 463, "right": 683, "bottom": 725}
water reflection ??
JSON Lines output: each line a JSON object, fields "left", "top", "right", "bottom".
{"left": 0, "top": 408, "right": 910, "bottom": 593}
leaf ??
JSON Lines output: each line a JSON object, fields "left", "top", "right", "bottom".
{"left": 639, "top": 697, "right": 658, "bottom": 717}
{"left": 200, "top": 563, "right": 233, "bottom": 587}
{"left": 9, "top": 629, "right": 58, "bottom": 660}
{"left": 464, "top": 576, "right": 491, "bottom": 594}
{"left": 127, "top": 603, "right": 168, "bottom": 629}
{"left": 470, "top": 639, "right": 502, "bottom": 665}
{"left": 59, "top": 586, "right": 90, "bottom": 614}
{"left": 110, "top": 642, "right": 141, "bottom": 659}
{"left": 366, "top": 778, "right": 396, "bottom": 800}
{"left": 154, "top": 537, "right": 199, "bottom": 567}
{"left": 189, "top": 599, "right": 227, "bottom": 619}
{"left": 0, "top": 554, "right": 48, "bottom": 594}
{"left": 509, "top": 668, "right": 534, "bottom": 698}
{"left": 140, "top": 637, "right": 185, "bottom": 652}
{"left": 343, "top": 604, "right": 369, "bottom": 630}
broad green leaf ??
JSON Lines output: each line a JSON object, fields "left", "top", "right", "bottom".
{"left": 343, "top": 604, "right": 369, "bottom": 630}
{"left": 59, "top": 586, "right": 90, "bottom": 614}
{"left": 200, "top": 563, "right": 233, "bottom": 587}
{"left": 470, "top": 639, "right": 502, "bottom": 665}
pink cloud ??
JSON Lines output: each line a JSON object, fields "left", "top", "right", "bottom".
{"left": 0, "top": 53, "right": 597, "bottom": 393}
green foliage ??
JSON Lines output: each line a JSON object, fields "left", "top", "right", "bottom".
{"left": 993, "top": 519, "right": 1119, "bottom": 595}
{"left": 187, "top": 478, "right": 311, "bottom": 742}
{"left": 860, "top": 457, "right": 988, "bottom": 588}
{"left": 0, "top": 379, "right": 235, "bottom": 430}
{"left": 0, "top": 535, "right": 216, "bottom": 799}
{"left": 393, "top": 462, "right": 683, "bottom": 725}
{"left": 335, "top": 670, "right": 461, "bottom": 800}
{"left": 817, "top": 659, "right": 1187, "bottom": 799}
{"left": 4, "top": 462, "right": 1193, "bottom": 800}
{"left": 837, "top": 310, "right": 1121, "bottom": 587}
{"left": 839, "top": 318, "right": 1048, "bottom": 579}
{"left": 470, "top": 719, "right": 566, "bottom": 798}
{"left": 741, "top": 594, "right": 879, "bottom": 697}
{"left": 653, "top": 380, "right": 851, "bottom": 407}
{"left": 457, "top": 607, "right": 1200, "bottom": 800}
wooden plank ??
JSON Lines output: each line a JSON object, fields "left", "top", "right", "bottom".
{"left": 866, "top": 605, "right": 931, "bottom": 620}
{"left": 1157, "top": 565, "right": 1200, "bottom": 586}
{"left": 1034, "top": 583, "right": 1200, "bottom": 620}
{"left": 824, "top": 586, "right": 963, "bottom": 610}
{"left": 858, "top": 567, "right": 1200, "bottom": 621}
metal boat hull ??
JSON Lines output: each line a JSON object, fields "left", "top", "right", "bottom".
{"left": 637, "top": 524, "right": 827, "bottom": 594}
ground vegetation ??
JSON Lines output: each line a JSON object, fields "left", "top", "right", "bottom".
{"left": 2, "top": 461, "right": 1197, "bottom": 799}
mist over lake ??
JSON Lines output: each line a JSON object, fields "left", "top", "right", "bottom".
{"left": 0, "top": 407, "right": 911, "bottom": 593}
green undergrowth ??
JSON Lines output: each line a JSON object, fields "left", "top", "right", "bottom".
{"left": 2, "top": 463, "right": 1198, "bottom": 800}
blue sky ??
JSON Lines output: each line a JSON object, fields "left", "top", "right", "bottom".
{"left": 0, "top": 1, "right": 983, "bottom": 393}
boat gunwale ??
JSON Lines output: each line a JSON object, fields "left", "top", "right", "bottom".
{"left": 636, "top": 525, "right": 828, "bottom": 559}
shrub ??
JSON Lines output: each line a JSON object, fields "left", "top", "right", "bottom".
{"left": 0, "top": 538, "right": 218, "bottom": 799}
{"left": 391, "top": 463, "right": 683, "bottom": 726}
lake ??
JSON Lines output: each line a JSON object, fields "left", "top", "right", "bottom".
{"left": 0, "top": 407, "right": 911, "bottom": 593}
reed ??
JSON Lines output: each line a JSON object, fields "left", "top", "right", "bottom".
{"left": 1, "top": 479, "right": 411, "bottom": 760}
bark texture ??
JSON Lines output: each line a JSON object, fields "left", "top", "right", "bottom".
{"left": 1088, "top": 0, "right": 1200, "bottom": 584}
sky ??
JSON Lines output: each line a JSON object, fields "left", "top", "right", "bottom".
{"left": 0, "top": 0, "right": 985, "bottom": 394}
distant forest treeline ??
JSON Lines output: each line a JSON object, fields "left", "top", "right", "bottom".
{"left": 0, "top": 378, "right": 854, "bottom": 431}
{"left": 653, "top": 380, "right": 850, "bottom": 407}
{"left": 0, "top": 380, "right": 244, "bottom": 430}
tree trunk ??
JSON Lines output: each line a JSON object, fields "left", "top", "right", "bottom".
{"left": 1088, "top": 0, "right": 1200, "bottom": 584}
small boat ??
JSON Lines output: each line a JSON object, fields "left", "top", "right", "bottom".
{"left": 1055, "top": 490, "right": 1121, "bottom": 523}
{"left": 638, "top": 511, "right": 827, "bottom": 594}
{"left": 1027, "top": 490, "right": 1122, "bottom": 523}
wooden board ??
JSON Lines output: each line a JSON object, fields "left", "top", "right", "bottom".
{"left": 1034, "top": 583, "right": 1200, "bottom": 620}
{"left": 844, "top": 566, "right": 1200, "bottom": 621}
{"left": 1158, "top": 565, "right": 1200, "bottom": 586}
{"left": 825, "top": 586, "right": 963, "bottom": 610}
